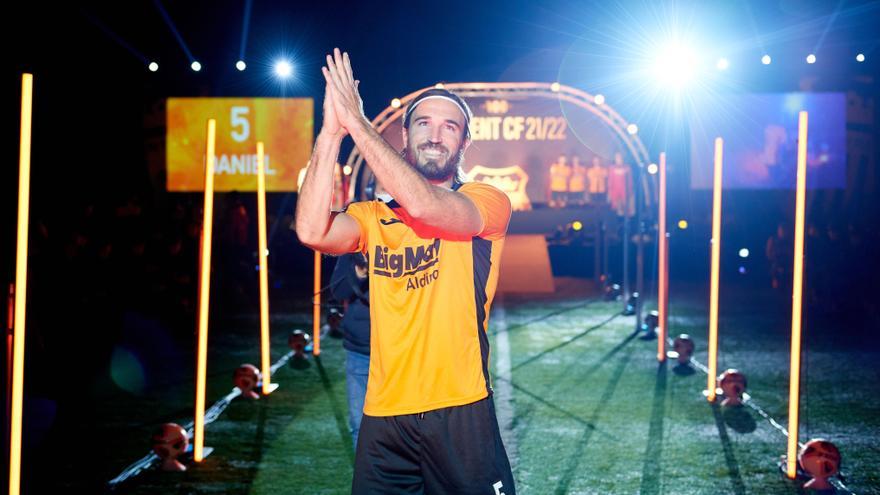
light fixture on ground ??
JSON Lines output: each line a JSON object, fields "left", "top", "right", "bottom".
{"left": 274, "top": 60, "right": 293, "bottom": 78}
{"left": 623, "top": 292, "right": 639, "bottom": 316}
{"left": 671, "top": 334, "right": 695, "bottom": 364}
{"left": 152, "top": 423, "right": 188, "bottom": 471}
{"left": 719, "top": 369, "right": 747, "bottom": 407}
{"left": 233, "top": 364, "right": 261, "bottom": 399}
{"left": 798, "top": 439, "right": 841, "bottom": 491}
{"left": 640, "top": 310, "right": 659, "bottom": 339}
{"left": 236, "top": 60, "right": 247, "bottom": 71}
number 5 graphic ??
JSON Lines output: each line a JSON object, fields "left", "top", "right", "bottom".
{"left": 230, "top": 106, "right": 250, "bottom": 142}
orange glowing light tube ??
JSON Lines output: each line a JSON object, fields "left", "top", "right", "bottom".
{"left": 194, "top": 119, "right": 216, "bottom": 463}
{"left": 657, "top": 152, "right": 668, "bottom": 362}
{"left": 313, "top": 251, "right": 321, "bottom": 356}
{"left": 256, "top": 142, "right": 273, "bottom": 394}
{"left": 707, "top": 137, "right": 723, "bottom": 402}
{"left": 9, "top": 72, "right": 33, "bottom": 495}
{"left": 787, "top": 111, "right": 808, "bottom": 478}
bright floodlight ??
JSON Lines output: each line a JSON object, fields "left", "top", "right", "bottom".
{"left": 148, "top": 62, "right": 159, "bottom": 72}
{"left": 856, "top": 53, "right": 865, "bottom": 62}
{"left": 594, "top": 94, "right": 605, "bottom": 105}
{"left": 390, "top": 98, "right": 402, "bottom": 109}
{"left": 236, "top": 60, "right": 247, "bottom": 71}
{"left": 434, "top": 83, "right": 445, "bottom": 89}
{"left": 761, "top": 55, "right": 772, "bottom": 65}
{"left": 550, "top": 82, "right": 561, "bottom": 92}
{"left": 678, "top": 219, "right": 688, "bottom": 229}
{"left": 806, "top": 54, "right": 816, "bottom": 64}
{"left": 716, "top": 58, "right": 729, "bottom": 70}
{"left": 342, "top": 165, "right": 353, "bottom": 175}
{"left": 739, "top": 248, "right": 750, "bottom": 258}
{"left": 653, "top": 42, "right": 697, "bottom": 87}
{"left": 274, "top": 60, "right": 293, "bottom": 78}
{"left": 627, "top": 123, "right": 639, "bottom": 135}
{"left": 647, "top": 163, "right": 658, "bottom": 175}
{"left": 191, "top": 61, "right": 202, "bottom": 72}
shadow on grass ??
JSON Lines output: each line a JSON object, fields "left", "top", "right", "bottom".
{"left": 511, "top": 313, "right": 620, "bottom": 371}
{"left": 711, "top": 402, "right": 747, "bottom": 495}
{"left": 489, "top": 298, "right": 600, "bottom": 336}
{"left": 553, "top": 344, "right": 636, "bottom": 494}
{"left": 315, "top": 356, "right": 356, "bottom": 466}
{"left": 722, "top": 406, "right": 757, "bottom": 434}
{"left": 639, "top": 361, "right": 668, "bottom": 495}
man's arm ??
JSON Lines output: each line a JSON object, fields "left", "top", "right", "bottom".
{"left": 294, "top": 79, "right": 362, "bottom": 254}
{"left": 323, "top": 49, "right": 483, "bottom": 237}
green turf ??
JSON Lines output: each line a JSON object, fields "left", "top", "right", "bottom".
{"left": 39, "top": 281, "right": 880, "bottom": 494}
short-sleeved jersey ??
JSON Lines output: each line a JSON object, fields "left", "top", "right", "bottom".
{"left": 344, "top": 182, "right": 512, "bottom": 416}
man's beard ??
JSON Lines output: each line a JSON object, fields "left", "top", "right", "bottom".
{"left": 404, "top": 141, "right": 463, "bottom": 182}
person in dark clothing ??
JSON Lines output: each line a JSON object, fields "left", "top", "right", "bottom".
{"left": 329, "top": 252, "right": 370, "bottom": 447}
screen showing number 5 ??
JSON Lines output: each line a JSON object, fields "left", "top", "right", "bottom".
{"left": 231, "top": 106, "right": 250, "bottom": 142}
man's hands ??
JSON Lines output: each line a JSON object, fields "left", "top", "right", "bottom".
{"left": 321, "top": 48, "right": 366, "bottom": 135}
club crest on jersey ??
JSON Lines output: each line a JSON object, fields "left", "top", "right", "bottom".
{"left": 373, "top": 239, "right": 441, "bottom": 290}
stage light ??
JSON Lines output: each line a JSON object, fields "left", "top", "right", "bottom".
{"left": 148, "top": 62, "right": 159, "bottom": 72}
{"left": 652, "top": 42, "right": 697, "bottom": 88}
{"left": 550, "top": 82, "right": 561, "bottom": 92}
{"left": 856, "top": 53, "right": 865, "bottom": 62}
{"left": 623, "top": 292, "right": 639, "bottom": 316}
{"left": 274, "top": 60, "right": 293, "bottom": 78}
{"left": 738, "top": 266, "right": 747, "bottom": 274}
{"left": 571, "top": 220, "right": 583, "bottom": 231}
{"left": 191, "top": 61, "right": 202, "bottom": 72}
{"left": 806, "top": 54, "right": 816, "bottom": 64}
{"left": 342, "top": 165, "right": 352, "bottom": 175}
{"left": 434, "top": 83, "right": 445, "bottom": 89}
{"left": 594, "top": 94, "right": 605, "bottom": 105}
{"left": 761, "top": 55, "right": 772, "bottom": 65}
{"left": 236, "top": 60, "right": 247, "bottom": 71}
{"left": 739, "top": 248, "right": 749, "bottom": 258}
{"left": 678, "top": 220, "right": 688, "bottom": 230}
{"left": 716, "top": 58, "right": 729, "bottom": 70}
{"left": 647, "top": 163, "right": 658, "bottom": 174}
{"left": 627, "top": 123, "right": 639, "bottom": 135}
{"left": 391, "top": 98, "right": 401, "bottom": 109}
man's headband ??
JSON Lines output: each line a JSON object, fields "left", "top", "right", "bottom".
{"left": 402, "top": 88, "right": 472, "bottom": 139}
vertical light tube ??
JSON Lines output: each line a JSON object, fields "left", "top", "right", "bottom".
{"left": 707, "top": 138, "right": 724, "bottom": 402}
{"left": 194, "top": 119, "right": 216, "bottom": 462}
{"left": 787, "top": 111, "right": 809, "bottom": 478}
{"left": 657, "top": 152, "right": 667, "bottom": 362}
{"left": 9, "top": 72, "right": 33, "bottom": 495}
{"left": 313, "top": 251, "right": 321, "bottom": 356}
{"left": 256, "top": 142, "right": 272, "bottom": 393}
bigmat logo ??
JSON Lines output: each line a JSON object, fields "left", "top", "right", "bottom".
{"left": 373, "top": 239, "right": 441, "bottom": 291}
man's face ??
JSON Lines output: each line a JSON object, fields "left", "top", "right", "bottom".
{"left": 402, "top": 99, "right": 469, "bottom": 183}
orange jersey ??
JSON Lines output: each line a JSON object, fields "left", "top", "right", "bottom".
{"left": 345, "top": 182, "right": 511, "bottom": 416}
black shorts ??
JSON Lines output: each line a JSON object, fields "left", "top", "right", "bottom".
{"left": 352, "top": 396, "right": 515, "bottom": 495}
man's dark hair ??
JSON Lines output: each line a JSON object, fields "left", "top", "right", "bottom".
{"left": 402, "top": 88, "right": 472, "bottom": 140}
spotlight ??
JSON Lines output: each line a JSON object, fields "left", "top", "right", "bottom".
{"left": 640, "top": 310, "right": 659, "bottom": 339}
{"left": 236, "top": 60, "right": 247, "bottom": 71}
{"left": 647, "top": 163, "right": 658, "bottom": 175}
{"left": 571, "top": 220, "right": 583, "bottom": 231}
{"left": 434, "top": 83, "right": 445, "bottom": 89}
{"left": 391, "top": 98, "right": 401, "bottom": 109}
{"left": 738, "top": 266, "right": 747, "bottom": 274}
{"left": 288, "top": 329, "right": 312, "bottom": 360}
{"left": 716, "top": 58, "right": 729, "bottom": 70}
{"left": 719, "top": 369, "right": 747, "bottom": 407}
{"left": 148, "top": 61, "right": 159, "bottom": 72}
{"left": 677, "top": 220, "right": 688, "bottom": 230}
{"left": 761, "top": 55, "right": 772, "bottom": 65}
{"left": 274, "top": 60, "right": 293, "bottom": 78}
{"left": 594, "top": 94, "right": 605, "bottom": 105}
{"left": 627, "top": 123, "right": 639, "bottom": 135}
{"left": 798, "top": 439, "right": 841, "bottom": 491}
{"left": 191, "top": 61, "right": 202, "bottom": 72}
{"left": 233, "top": 363, "right": 261, "bottom": 399}
{"left": 652, "top": 42, "right": 697, "bottom": 88}
{"left": 738, "top": 248, "right": 749, "bottom": 258}
{"left": 151, "top": 423, "right": 189, "bottom": 471}
{"left": 672, "top": 334, "right": 695, "bottom": 364}
{"left": 342, "top": 165, "right": 353, "bottom": 175}
{"left": 806, "top": 54, "right": 816, "bottom": 64}
{"left": 623, "top": 291, "right": 639, "bottom": 316}
{"left": 856, "top": 53, "right": 865, "bottom": 62}
{"left": 550, "top": 82, "right": 561, "bottom": 92}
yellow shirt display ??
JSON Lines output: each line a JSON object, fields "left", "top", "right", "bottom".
{"left": 345, "top": 182, "right": 512, "bottom": 416}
